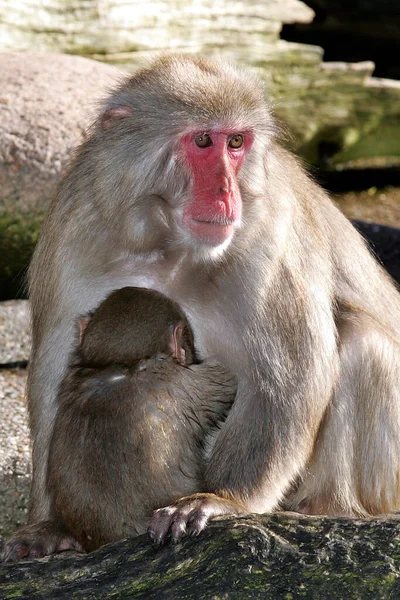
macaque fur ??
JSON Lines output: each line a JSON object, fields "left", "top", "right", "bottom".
{"left": 47, "top": 287, "right": 235, "bottom": 553}
{"left": 4, "top": 54, "right": 400, "bottom": 557}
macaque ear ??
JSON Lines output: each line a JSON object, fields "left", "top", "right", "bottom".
{"left": 168, "top": 321, "right": 186, "bottom": 366}
{"left": 101, "top": 106, "right": 133, "bottom": 132}
{"left": 78, "top": 318, "right": 89, "bottom": 344}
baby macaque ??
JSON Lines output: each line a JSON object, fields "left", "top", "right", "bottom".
{"left": 46, "top": 286, "right": 236, "bottom": 553}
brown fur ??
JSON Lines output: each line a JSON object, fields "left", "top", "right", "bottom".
{"left": 3, "top": 287, "right": 235, "bottom": 559}
{"left": 48, "top": 287, "right": 235, "bottom": 552}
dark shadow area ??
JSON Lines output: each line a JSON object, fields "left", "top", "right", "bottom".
{"left": 314, "top": 168, "right": 400, "bottom": 193}
{"left": 352, "top": 220, "right": 400, "bottom": 285}
{"left": 312, "top": 169, "right": 400, "bottom": 285}
{"left": 281, "top": 0, "right": 400, "bottom": 80}
{"left": 0, "top": 361, "right": 28, "bottom": 370}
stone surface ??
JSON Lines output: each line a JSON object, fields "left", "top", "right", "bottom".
{"left": 0, "top": 53, "right": 121, "bottom": 216}
{"left": 0, "top": 0, "right": 314, "bottom": 58}
{"left": 0, "top": 369, "right": 30, "bottom": 540}
{"left": 269, "top": 62, "right": 400, "bottom": 170}
{"left": 0, "top": 300, "right": 30, "bottom": 363}
{"left": 0, "top": 301, "right": 31, "bottom": 538}
{"left": 1, "top": 513, "right": 400, "bottom": 598}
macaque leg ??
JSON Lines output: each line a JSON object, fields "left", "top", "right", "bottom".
{"left": 288, "top": 317, "right": 400, "bottom": 517}
{"left": 2, "top": 520, "right": 84, "bottom": 563}
{"left": 28, "top": 323, "right": 75, "bottom": 522}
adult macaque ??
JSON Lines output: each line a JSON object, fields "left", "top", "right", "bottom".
{"left": 48, "top": 286, "right": 235, "bottom": 553}
{"left": 4, "top": 55, "right": 400, "bottom": 559}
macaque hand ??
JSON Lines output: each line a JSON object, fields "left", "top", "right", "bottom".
{"left": 2, "top": 520, "right": 84, "bottom": 563}
{"left": 148, "top": 493, "right": 244, "bottom": 546}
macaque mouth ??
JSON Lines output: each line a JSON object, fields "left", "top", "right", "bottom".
{"left": 193, "top": 217, "right": 234, "bottom": 225}
{"left": 188, "top": 218, "right": 235, "bottom": 244}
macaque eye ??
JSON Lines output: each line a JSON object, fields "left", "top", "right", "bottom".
{"left": 195, "top": 134, "right": 212, "bottom": 148}
{"left": 228, "top": 134, "right": 244, "bottom": 149}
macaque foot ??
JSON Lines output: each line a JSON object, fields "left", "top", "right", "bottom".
{"left": 295, "top": 496, "right": 355, "bottom": 517}
{"left": 2, "top": 519, "right": 84, "bottom": 563}
{"left": 148, "top": 493, "right": 243, "bottom": 546}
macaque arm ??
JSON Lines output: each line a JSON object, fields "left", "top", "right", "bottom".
{"left": 186, "top": 359, "right": 237, "bottom": 426}
{"left": 149, "top": 357, "right": 336, "bottom": 544}
{"left": 206, "top": 385, "right": 313, "bottom": 508}
{"left": 1, "top": 520, "right": 84, "bottom": 563}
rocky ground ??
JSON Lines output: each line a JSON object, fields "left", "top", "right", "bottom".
{"left": 0, "top": 301, "right": 30, "bottom": 540}
{"left": 0, "top": 368, "right": 30, "bottom": 540}
{"left": 334, "top": 186, "right": 400, "bottom": 228}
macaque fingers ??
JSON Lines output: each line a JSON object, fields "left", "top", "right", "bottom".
{"left": 148, "top": 493, "right": 244, "bottom": 546}
{"left": 148, "top": 506, "right": 187, "bottom": 546}
{"left": 2, "top": 520, "right": 84, "bottom": 563}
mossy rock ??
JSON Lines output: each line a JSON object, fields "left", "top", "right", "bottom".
{"left": 0, "top": 214, "right": 43, "bottom": 301}
{"left": 1, "top": 513, "right": 400, "bottom": 599}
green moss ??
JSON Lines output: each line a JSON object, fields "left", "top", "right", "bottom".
{"left": 0, "top": 213, "right": 43, "bottom": 301}
{"left": 333, "top": 123, "right": 400, "bottom": 166}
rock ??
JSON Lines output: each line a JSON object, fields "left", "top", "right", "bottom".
{"left": 0, "top": 1, "right": 314, "bottom": 59}
{"left": 0, "top": 369, "right": 30, "bottom": 541}
{"left": 0, "top": 53, "right": 121, "bottom": 300}
{"left": 0, "top": 300, "right": 30, "bottom": 364}
{"left": 0, "top": 301, "right": 31, "bottom": 538}
{"left": 270, "top": 62, "right": 400, "bottom": 171}
{"left": 1, "top": 513, "right": 400, "bottom": 598}
{"left": 0, "top": 53, "right": 121, "bottom": 217}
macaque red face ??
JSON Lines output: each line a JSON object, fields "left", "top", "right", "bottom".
{"left": 179, "top": 130, "right": 253, "bottom": 245}
{"left": 95, "top": 58, "right": 269, "bottom": 258}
